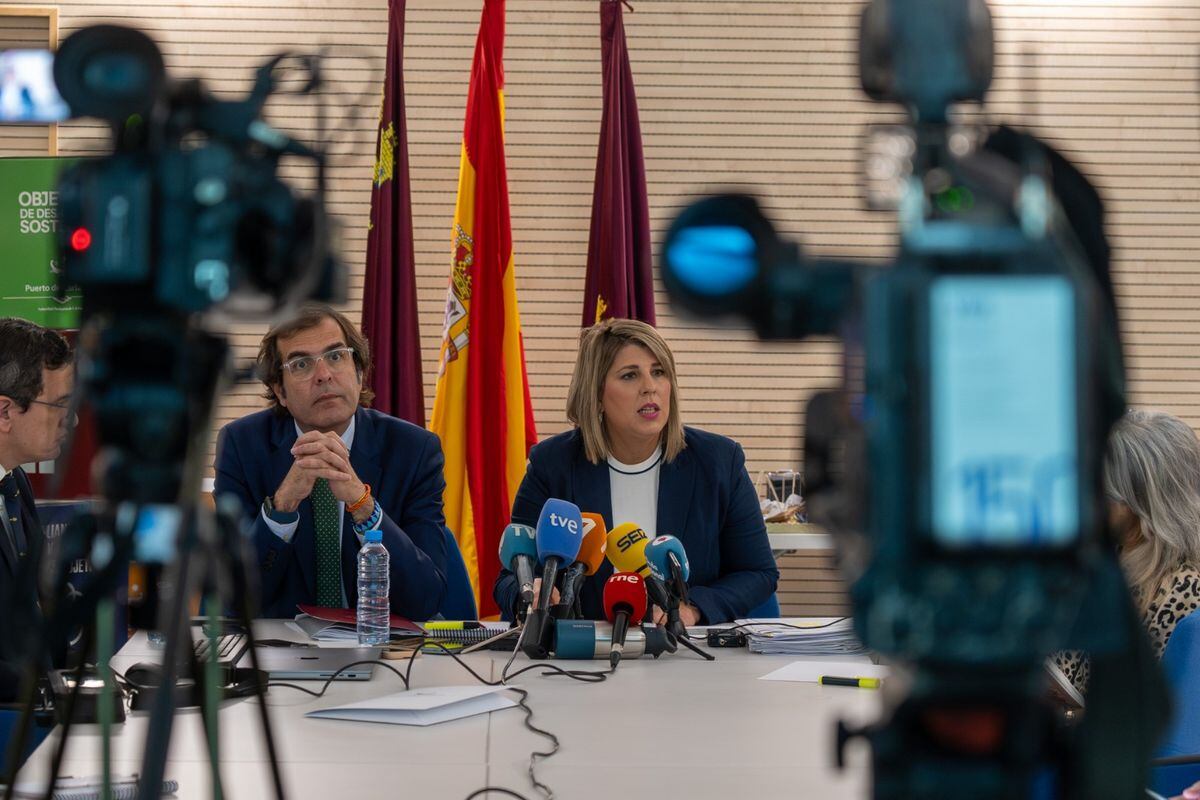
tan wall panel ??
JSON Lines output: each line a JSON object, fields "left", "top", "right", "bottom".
{"left": 2, "top": 0, "right": 1199, "bottom": 484}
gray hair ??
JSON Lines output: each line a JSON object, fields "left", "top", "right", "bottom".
{"left": 1104, "top": 409, "right": 1200, "bottom": 611}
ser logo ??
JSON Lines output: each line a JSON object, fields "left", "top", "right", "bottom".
{"left": 615, "top": 527, "right": 648, "bottom": 552}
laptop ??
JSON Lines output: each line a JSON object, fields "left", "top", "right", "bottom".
{"left": 242, "top": 646, "right": 382, "bottom": 681}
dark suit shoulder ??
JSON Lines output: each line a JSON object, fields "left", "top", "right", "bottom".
{"left": 361, "top": 407, "right": 439, "bottom": 448}
{"left": 527, "top": 428, "right": 584, "bottom": 465}
{"left": 681, "top": 426, "right": 742, "bottom": 463}
{"left": 220, "top": 407, "right": 278, "bottom": 440}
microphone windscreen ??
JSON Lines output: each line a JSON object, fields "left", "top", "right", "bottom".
{"left": 577, "top": 513, "right": 608, "bottom": 575}
{"left": 499, "top": 523, "right": 537, "bottom": 567}
{"left": 605, "top": 522, "right": 652, "bottom": 577}
{"left": 603, "top": 572, "right": 648, "bottom": 623}
{"left": 535, "top": 498, "right": 584, "bottom": 565}
{"left": 645, "top": 535, "right": 691, "bottom": 582}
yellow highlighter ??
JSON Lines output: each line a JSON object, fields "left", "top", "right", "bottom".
{"left": 818, "top": 676, "right": 881, "bottom": 689}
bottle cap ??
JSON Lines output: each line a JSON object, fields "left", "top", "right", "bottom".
{"left": 364, "top": 529, "right": 383, "bottom": 543}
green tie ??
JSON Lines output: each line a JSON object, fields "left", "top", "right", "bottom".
{"left": 312, "top": 478, "right": 342, "bottom": 607}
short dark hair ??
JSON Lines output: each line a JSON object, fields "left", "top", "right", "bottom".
{"left": 256, "top": 304, "right": 374, "bottom": 413}
{"left": 0, "top": 318, "right": 71, "bottom": 411}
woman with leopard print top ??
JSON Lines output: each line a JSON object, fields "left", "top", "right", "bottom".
{"left": 1054, "top": 409, "right": 1200, "bottom": 692}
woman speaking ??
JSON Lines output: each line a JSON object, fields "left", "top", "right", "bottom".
{"left": 493, "top": 319, "right": 778, "bottom": 624}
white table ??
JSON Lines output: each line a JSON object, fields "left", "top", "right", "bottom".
{"left": 766, "top": 522, "right": 833, "bottom": 552}
{"left": 19, "top": 622, "right": 881, "bottom": 799}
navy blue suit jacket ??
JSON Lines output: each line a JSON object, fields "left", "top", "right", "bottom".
{"left": 215, "top": 407, "right": 447, "bottom": 620}
{"left": 0, "top": 468, "right": 47, "bottom": 701}
{"left": 493, "top": 427, "right": 778, "bottom": 624}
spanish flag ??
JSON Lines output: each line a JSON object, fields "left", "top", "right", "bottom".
{"left": 431, "top": 0, "right": 536, "bottom": 618}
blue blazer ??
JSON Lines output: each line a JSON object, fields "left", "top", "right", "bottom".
{"left": 215, "top": 407, "right": 447, "bottom": 619}
{"left": 0, "top": 468, "right": 46, "bottom": 701}
{"left": 493, "top": 427, "right": 778, "bottom": 624}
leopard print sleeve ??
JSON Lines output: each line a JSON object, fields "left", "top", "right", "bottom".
{"left": 1144, "top": 564, "right": 1200, "bottom": 658}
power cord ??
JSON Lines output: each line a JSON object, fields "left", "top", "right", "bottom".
{"left": 264, "top": 629, "right": 620, "bottom": 800}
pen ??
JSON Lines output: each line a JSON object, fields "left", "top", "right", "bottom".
{"left": 818, "top": 676, "right": 881, "bottom": 689}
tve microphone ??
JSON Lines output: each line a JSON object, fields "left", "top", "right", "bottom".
{"left": 554, "top": 513, "right": 608, "bottom": 619}
{"left": 498, "top": 523, "right": 537, "bottom": 617}
{"left": 605, "top": 522, "right": 671, "bottom": 613}
{"left": 535, "top": 498, "right": 585, "bottom": 603}
{"left": 553, "top": 620, "right": 675, "bottom": 660}
{"left": 524, "top": 499, "right": 585, "bottom": 659}
{"left": 645, "top": 535, "right": 691, "bottom": 605}
{"left": 603, "top": 572, "right": 648, "bottom": 668}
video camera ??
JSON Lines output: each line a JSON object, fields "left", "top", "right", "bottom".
{"left": 1, "top": 25, "right": 344, "bottom": 800}
{"left": 659, "top": 1, "right": 1166, "bottom": 797}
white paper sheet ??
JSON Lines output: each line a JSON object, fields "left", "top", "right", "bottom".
{"left": 306, "top": 685, "right": 517, "bottom": 726}
{"left": 759, "top": 656, "right": 890, "bottom": 683}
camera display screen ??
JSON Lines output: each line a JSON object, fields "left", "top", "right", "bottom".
{"left": 929, "top": 275, "right": 1079, "bottom": 548}
{"left": 0, "top": 50, "right": 69, "bottom": 124}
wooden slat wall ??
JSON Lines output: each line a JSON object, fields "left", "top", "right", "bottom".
{"left": 2, "top": 0, "right": 1199, "bottom": 488}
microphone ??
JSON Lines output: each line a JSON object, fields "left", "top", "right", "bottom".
{"left": 552, "top": 620, "right": 675, "bottom": 660}
{"left": 553, "top": 513, "right": 608, "bottom": 619}
{"left": 645, "top": 535, "right": 691, "bottom": 606}
{"left": 498, "top": 523, "right": 537, "bottom": 618}
{"left": 605, "top": 522, "right": 672, "bottom": 614}
{"left": 603, "top": 572, "right": 648, "bottom": 668}
{"left": 523, "top": 499, "right": 584, "bottom": 659}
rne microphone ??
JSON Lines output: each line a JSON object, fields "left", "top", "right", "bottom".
{"left": 552, "top": 620, "right": 674, "bottom": 660}
{"left": 603, "top": 572, "right": 648, "bottom": 668}
{"left": 524, "top": 498, "right": 585, "bottom": 659}
{"left": 605, "top": 522, "right": 671, "bottom": 613}
{"left": 498, "top": 523, "right": 537, "bottom": 618}
{"left": 554, "top": 513, "right": 608, "bottom": 619}
{"left": 645, "top": 534, "right": 691, "bottom": 606}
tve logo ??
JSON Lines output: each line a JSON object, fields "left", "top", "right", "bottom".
{"left": 548, "top": 512, "right": 579, "bottom": 535}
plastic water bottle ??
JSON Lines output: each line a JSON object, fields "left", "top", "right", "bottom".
{"left": 357, "top": 530, "right": 390, "bottom": 646}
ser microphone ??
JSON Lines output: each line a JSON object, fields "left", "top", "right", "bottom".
{"left": 605, "top": 522, "right": 672, "bottom": 614}
{"left": 554, "top": 513, "right": 608, "bottom": 619}
{"left": 498, "top": 523, "right": 537, "bottom": 618}
{"left": 645, "top": 535, "right": 691, "bottom": 606}
{"left": 603, "top": 572, "right": 648, "bottom": 668}
{"left": 552, "top": 620, "right": 675, "bottom": 660}
{"left": 523, "top": 499, "right": 585, "bottom": 659}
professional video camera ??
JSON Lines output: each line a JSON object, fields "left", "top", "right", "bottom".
{"left": 659, "top": 1, "right": 1167, "bottom": 797}
{"left": 2, "top": 25, "right": 342, "bottom": 800}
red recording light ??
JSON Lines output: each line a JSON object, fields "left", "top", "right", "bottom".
{"left": 70, "top": 227, "right": 92, "bottom": 252}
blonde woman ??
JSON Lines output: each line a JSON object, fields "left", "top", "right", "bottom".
{"left": 493, "top": 319, "right": 778, "bottom": 624}
{"left": 1055, "top": 409, "right": 1200, "bottom": 691}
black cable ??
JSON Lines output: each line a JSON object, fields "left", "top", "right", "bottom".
{"left": 264, "top": 659, "right": 411, "bottom": 699}
{"left": 717, "top": 617, "right": 850, "bottom": 635}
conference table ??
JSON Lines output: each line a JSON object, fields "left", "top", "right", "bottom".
{"left": 18, "top": 621, "right": 883, "bottom": 799}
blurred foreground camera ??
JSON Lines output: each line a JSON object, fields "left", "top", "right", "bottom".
{"left": 661, "top": 1, "right": 1167, "bottom": 798}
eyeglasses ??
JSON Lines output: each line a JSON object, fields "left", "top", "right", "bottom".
{"left": 281, "top": 347, "right": 356, "bottom": 379}
{"left": 29, "top": 398, "right": 71, "bottom": 412}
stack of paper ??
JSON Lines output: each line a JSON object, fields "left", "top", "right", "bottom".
{"left": 736, "top": 617, "right": 868, "bottom": 656}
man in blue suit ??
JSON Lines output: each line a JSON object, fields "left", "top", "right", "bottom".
{"left": 0, "top": 318, "right": 74, "bottom": 701}
{"left": 215, "top": 305, "right": 447, "bottom": 619}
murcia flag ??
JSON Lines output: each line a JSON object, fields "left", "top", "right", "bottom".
{"left": 430, "top": 0, "right": 536, "bottom": 617}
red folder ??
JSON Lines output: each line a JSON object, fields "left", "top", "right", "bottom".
{"left": 297, "top": 604, "right": 422, "bottom": 635}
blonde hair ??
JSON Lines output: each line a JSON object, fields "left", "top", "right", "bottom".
{"left": 1104, "top": 409, "right": 1200, "bottom": 613}
{"left": 566, "top": 319, "right": 685, "bottom": 465}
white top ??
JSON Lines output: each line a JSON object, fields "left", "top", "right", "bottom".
{"left": 607, "top": 445, "right": 663, "bottom": 537}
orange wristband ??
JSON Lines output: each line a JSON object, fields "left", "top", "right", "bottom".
{"left": 348, "top": 484, "right": 372, "bottom": 513}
